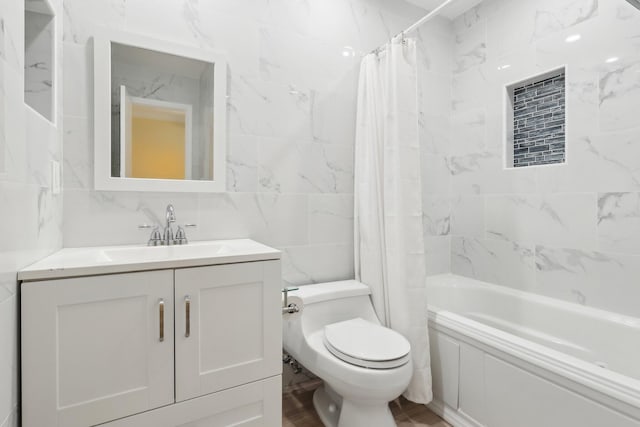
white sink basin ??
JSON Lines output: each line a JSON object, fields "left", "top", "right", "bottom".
{"left": 19, "top": 239, "right": 281, "bottom": 281}
{"left": 102, "top": 241, "right": 232, "bottom": 262}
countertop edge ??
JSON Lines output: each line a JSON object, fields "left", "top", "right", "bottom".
{"left": 19, "top": 251, "right": 282, "bottom": 282}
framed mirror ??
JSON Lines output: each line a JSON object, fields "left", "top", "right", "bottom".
{"left": 93, "top": 30, "right": 227, "bottom": 192}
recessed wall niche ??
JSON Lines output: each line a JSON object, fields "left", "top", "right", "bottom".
{"left": 505, "top": 68, "right": 566, "bottom": 168}
{"left": 24, "top": 0, "right": 55, "bottom": 122}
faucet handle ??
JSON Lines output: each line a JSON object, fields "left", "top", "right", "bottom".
{"left": 138, "top": 224, "right": 153, "bottom": 229}
{"left": 148, "top": 227, "right": 163, "bottom": 246}
{"left": 184, "top": 223, "right": 197, "bottom": 228}
{"left": 174, "top": 226, "right": 188, "bottom": 245}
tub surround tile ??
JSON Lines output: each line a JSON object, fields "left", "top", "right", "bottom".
{"left": 450, "top": 195, "right": 484, "bottom": 238}
{"left": 422, "top": 196, "right": 451, "bottom": 237}
{"left": 598, "top": 61, "right": 640, "bottom": 132}
{"left": 450, "top": 152, "right": 538, "bottom": 195}
{"left": 425, "top": 236, "right": 451, "bottom": 277}
{"left": 451, "top": 236, "right": 536, "bottom": 291}
{"left": 453, "top": 21, "right": 486, "bottom": 74}
{"left": 484, "top": 193, "right": 597, "bottom": 249}
{"left": 419, "top": 112, "right": 451, "bottom": 157}
{"left": 589, "top": 130, "right": 640, "bottom": 192}
{"left": 483, "top": 2, "right": 536, "bottom": 60}
{"left": 421, "top": 154, "right": 451, "bottom": 196}
{"left": 416, "top": 16, "right": 454, "bottom": 75}
{"left": 535, "top": 245, "right": 640, "bottom": 317}
{"left": 450, "top": 109, "right": 487, "bottom": 156}
{"left": 532, "top": 0, "right": 599, "bottom": 41}
{"left": 533, "top": 136, "right": 604, "bottom": 194}
{"left": 597, "top": 192, "right": 640, "bottom": 255}
{"left": 438, "top": 0, "right": 640, "bottom": 318}
{"left": 420, "top": 70, "right": 452, "bottom": 116}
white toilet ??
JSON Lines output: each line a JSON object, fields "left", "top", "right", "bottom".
{"left": 283, "top": 280, "right": 413, "bottom": 427}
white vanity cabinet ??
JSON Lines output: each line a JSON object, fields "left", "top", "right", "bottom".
{"left": 20, "top": 240, "right": 282, "bottom": 427}
{"left": 175, "top": 262, "right": 281, "bottom": 402}
{"left": 22, "top": 270, "right": 176, "bottom": 427}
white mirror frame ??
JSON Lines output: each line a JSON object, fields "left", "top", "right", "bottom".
{"left": 93, "top": 30, "right": 227, "bottom": 192}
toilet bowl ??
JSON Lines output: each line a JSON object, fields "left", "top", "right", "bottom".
{"left": 283, "top": 280, "right": 413, "bottom": 427}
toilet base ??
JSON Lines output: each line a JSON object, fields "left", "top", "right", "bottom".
{"left": 313, "top": 384, "right": 396, "bottom": 427}
{"left": 338, "top": 399, "right": 395, "bottom": 427}
{"left": 313, "top": 386, "right": 340, "bottom": 427}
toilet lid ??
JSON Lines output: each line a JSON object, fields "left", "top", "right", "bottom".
{"left": 323, "top": 318, "right": 411, "bottom": 369}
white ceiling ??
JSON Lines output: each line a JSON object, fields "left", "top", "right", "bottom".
{"left": 404, "top": 0, "right": 447, "bottom": 10}
{"left": 403, "top": 0, "right": 483, "bottom": 19}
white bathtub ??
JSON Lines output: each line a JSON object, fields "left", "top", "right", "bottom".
{"left": 426, "top": 274, "right": 640, "bottom": 427}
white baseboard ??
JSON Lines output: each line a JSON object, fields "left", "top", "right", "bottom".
{"left": 428, "top": 400, "right": 484, "bottom": 427}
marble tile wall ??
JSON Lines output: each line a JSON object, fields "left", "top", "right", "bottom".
{"left": 62, "top": 0, "right": 426, "bottom": 288}
{"left": 0, "top": 0, "right": 64, "bottom": 425}
{"left": 440, "top": 0, "right": 640, "bottom": 317}
{"left": 416, "top": 16, "right": 455, "bottom": 277}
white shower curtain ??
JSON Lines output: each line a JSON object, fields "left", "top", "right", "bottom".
{"left": 354, "top": 35, "right": 432, "bottom": 404}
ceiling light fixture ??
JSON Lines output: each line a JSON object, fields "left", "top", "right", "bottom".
{"left": 565, "top": 34, "right": 581, "bottom": 43}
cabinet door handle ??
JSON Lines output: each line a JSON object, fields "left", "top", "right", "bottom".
{"left": 185, "top": 295, "right": 191, "bottom": 338}
{"left": 159, "top": 299, "right": 165, "bottom": 342}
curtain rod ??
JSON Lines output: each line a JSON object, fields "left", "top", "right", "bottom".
{"left": 368, "top": 0, "right": 456, "bottom": 55}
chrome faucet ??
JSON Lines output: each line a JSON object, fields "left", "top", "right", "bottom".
{"left": 163, "top": 204, "right": 177, "bottom": 245}
{"left": 139, "top": 204, "right": 196, "bottom": 246}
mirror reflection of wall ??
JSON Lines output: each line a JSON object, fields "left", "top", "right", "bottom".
{"left": 24, "top": 0, "right": 55, "bottom": 122}
{"left": 110, "top": 42, "right": 214, "bottom": 181}
{"left": 0, "top": 54, "right": 5, "bottom": 174}
{"left": 0, "top": 65, "right": 4, "bottom": 174}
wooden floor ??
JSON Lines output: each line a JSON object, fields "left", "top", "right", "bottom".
{"left": 283, "top": 379, "right": 451, "bottom": 427}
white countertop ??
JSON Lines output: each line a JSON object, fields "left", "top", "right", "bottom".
{"left": 19, "top": 239, "right": 281, "bottom": 281}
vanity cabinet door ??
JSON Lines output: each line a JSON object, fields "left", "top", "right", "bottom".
{"left": 21, "top": 270, "right": 175, "bottom": 427}
{"left": 174, "top": 260, "right": 281, "bottom": 402}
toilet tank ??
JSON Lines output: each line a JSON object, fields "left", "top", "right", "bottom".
{"left": 286, "top": 280, "right": 382, "bottom": 336}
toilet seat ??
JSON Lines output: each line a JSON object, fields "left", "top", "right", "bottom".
{"left": 323, "top": 318, "right": 411, "bottom": 369}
